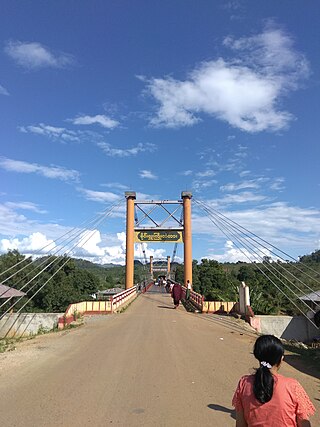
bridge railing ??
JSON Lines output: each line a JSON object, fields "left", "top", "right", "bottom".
{"left": 181, "top": 286, "right": 204, "bottom": 311}
{"left": 141, "top": 282, "right": 153, "bottom": 293}
{"left": 110, "top": 286, "right": 138, "bottom": 312}
{"left": 58, "top": 286, "right": 139, "bottom": 328}
{"left": 172, "top": 280, "right": 236, "bottom": 313}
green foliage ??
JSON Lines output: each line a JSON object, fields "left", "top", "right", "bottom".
{"left": 0, "top": 252, "right": 99, "bottom": 313}
{"left": 171, "top": 250, "right": 320, "bottom": 316}
{"left": 174, "top": 259, "right": 237, "bottom": 301}
{"left": 1, "top": 249, "right": 319, "bottom": 316}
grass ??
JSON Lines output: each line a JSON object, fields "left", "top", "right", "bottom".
{"left": 0, "top": 319, "right": 84, "bottom": 353}
{"left": 0, "top": 336, "right": 28, "bottom": 353}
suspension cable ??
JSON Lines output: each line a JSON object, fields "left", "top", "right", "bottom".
{"left": 194, "top": 200, "right": 319, "bottom": 328}
{"left": 195, "top": 198, "right": 320, "bottom": 297}
{"left": 0, "top": 199, "right": 123, "bottom": 299}
{"left": 195, "top": 198, "right": 320, "bottom": 283}
{"left": 0, "top": 201, "right": 119, "bottom": 279}
{"left": 0, "top": 200, "right": 123, "bottom": 315}
{"left": 196, "top": 200, "right": 320, "bottom": 310}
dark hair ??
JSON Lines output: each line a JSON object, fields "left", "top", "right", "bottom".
{"left": 253, "top": 335, "right": 284, "bottom": 404}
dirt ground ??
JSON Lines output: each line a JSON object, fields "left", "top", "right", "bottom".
{"left": 0, "top": 289, "right": 319, "bottom": 426}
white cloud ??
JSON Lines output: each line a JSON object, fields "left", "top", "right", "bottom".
{"left": 71, "top": 230, "right": 167, "bottom": 265}
{"left": 270, "top": 177, "right": 285, "bottom": 191}
{"left": 76, "top": 230, "right": 105, "bottom": 257}
{"left": 206, "top": 240, "right": 272, "bottom": 263}
{"left": 219, "top": 191, "right": 268, "bottom": 206}
{"left": 144, "top": 26, "right": 309, "bottom": 132}
{"left": 220, "top": 179, "right": 265, "bottom": 192}
{"left": 0, "top": 232, "right": 55, "bottom": 254}
{"left": 97, "top": 142, "right": 156, "bottom": 157}
{"left": 101, "top": 182, "right": 129, "bottom": 191}
{"left": 139, "top": 169, "right": 158, "bottom": 180}
{"left": 0, "top": 84, "right": 9, "bottom": 96}
{"left": 193, "top": 201, "right": 320, "bottom": 254}
{"left": 78, "top": 188, "right": 121, "bottom": 203}
{"left": 4, "top": 40, "right": 74, "bottom": 69}
{"left": 196, "top": 170, "right": 216, "bottom": 178}
{"left": 19, "top": 123, "right": 80, "bottom": 142}
{"left": 180, "top": 170, "right": 193, "bottom": 176}
{"left": 192, "top": 179, "right": 217, "bottom": 191}
{"left": 239, "top": 170, "right": 251, "bottom": 177}
{"left": 219, "top": 177, "right": 285, "bottom": 193}
{"left": 70, "top": 114, "right": 119, "bottom": 129}
{"left": 223, "top": 25, "right": 309, "bottom": 87}
{"left": 0, "top": 204, "right": 62, "bottom": 239}
{"left": 0, "top": 157, "right": 80, "bottom": 182}
{"left": 5, "top": 201, "right": 46, "bottom": 214}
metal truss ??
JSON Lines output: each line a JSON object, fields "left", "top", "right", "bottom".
{"left": 134, "top": 200, "right": 183, "bottom": 230}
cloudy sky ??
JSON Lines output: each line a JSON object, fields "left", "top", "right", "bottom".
{"left": 0, "top": 1, "right": 319, "bottom": 265}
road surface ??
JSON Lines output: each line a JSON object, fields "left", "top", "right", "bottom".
{"left": 0, "top": 288, "right": 319, "bottom": 426}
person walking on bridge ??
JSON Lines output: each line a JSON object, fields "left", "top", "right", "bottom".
{"left": 171, "top": 282, "right": 182, "bottom": 309}
{"left": 186, "top": 279, "right": 192, "bottom": 300}
{"left": 232, "top": 334, "right": 315, "bottom": 427}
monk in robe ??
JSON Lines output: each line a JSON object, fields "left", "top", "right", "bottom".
{"left": 171, "top": 282, "right": 182, "bottom": 308}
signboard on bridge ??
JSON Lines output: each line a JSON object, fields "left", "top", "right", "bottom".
{"left": 134, "top": 230, "right": 183, "bottom": 243}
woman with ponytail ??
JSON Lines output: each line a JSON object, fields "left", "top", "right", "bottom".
{"left": 232, "top": 335, "right": 315, "bottom": 426}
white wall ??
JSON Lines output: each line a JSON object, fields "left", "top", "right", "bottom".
{"left": 0, "top": 313, "right": 63, "bottom": 338}
{"left": 256, "top": 315, "right": 319, "bottom": 342}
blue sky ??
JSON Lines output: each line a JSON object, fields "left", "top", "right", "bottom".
{"left": 0, "top": 1, "right": 319, "bottom": 265}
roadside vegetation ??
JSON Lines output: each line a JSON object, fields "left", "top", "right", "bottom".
{"left": 0, "top": 249, "right": 319, "bottom": 316}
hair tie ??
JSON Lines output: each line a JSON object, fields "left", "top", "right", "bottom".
{"left": 261, "top": 361, "right": 272, "bottom": 369}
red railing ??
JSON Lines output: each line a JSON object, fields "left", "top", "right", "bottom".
{"left": 110, "top": 286, "right": 138, "bottom": 312}
{"left": 181, "top": 285, "right": 204, "bottom": 311}
{"left": 141, "top": 282, "right": 153, "bottom": 293}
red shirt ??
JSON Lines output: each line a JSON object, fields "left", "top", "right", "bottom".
{"left": 232, "top": 374, "right": 315, "bottom": 427}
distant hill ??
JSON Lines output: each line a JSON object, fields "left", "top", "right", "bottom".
{"left": 102, "top": 263, "right": 123, "bottom": 268}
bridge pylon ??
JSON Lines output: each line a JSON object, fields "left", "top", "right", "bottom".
{"left": 125, "top": 191, "right": 192, "bottom": 288}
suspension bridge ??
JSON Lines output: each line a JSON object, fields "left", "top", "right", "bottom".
{"left": 0, "top": 192, "right": 319, "bottom": 426}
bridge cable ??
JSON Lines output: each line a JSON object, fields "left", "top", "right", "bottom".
{"left": 0, "top": 200, "right": 123, "bottom": 315}
{"left": 198, "top": 202, "right": 318, "bottom": 327}
{"left": 195, "top": 199, "right": 320, "bottom": 309}
{"left": 0, "top": 200, "right": 121, "bottom": 281}
{"left": 0, "top": 199, "right": 124, "bottom": 300}
{"left": 194, "top": 199, "right": 320, "bottom": 297}
{"left": 0, "top": 200, "right": 122, "bottom": 317}
{"left": 195, "top": 198, "right": 320, "bottom": 285}
{"left": 194, "top": 199, "right": 319, "bottom": 327}
{"left": 171, "top": 209, "right": 183, "bottom": 264}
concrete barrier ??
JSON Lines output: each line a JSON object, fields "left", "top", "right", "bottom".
{"left": 58, "top": 286, "right": 138, "bottom": 329}
{"left": 202, "top": 301, "right": 237, "bottom": 314}
{"left": 0, "top": 313, "right": 63, "bottom": 338}
{"left": 249, "top": 315, "right": 319, "bottom": 342}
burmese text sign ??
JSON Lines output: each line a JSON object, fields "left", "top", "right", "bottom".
{"left": 134, "top": 230, "right": 183, "bottom": 243}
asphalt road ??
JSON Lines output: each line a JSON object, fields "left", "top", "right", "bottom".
{"left": 0, "top": 288, "right": 319, "bottom": 426}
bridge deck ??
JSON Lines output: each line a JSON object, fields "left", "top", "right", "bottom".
{"left": 0, "top": 288, "right": 319, "bottom": 426}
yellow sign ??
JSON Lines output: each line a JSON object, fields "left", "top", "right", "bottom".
{"left": 134, "top": 230, "right": 183, "bottom": 243}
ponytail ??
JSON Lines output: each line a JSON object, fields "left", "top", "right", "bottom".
{"left": 253, "top": 335, "right": 284, "bottom": 404}
{"left": 253, "top": 365, "right": 274, "bottom": 403}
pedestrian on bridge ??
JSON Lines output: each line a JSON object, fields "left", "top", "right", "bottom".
{"left": 232, "top": 334, "right": 315, "bottom": 427}
{"left": 186, "top": 279, "right": 192, "bottom": 300}
{"left": 171, "top": 282, "right": 182, "bottom": 309}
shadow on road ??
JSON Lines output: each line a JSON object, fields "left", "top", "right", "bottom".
{"left": 157, "top": 305, "right": 175, "bottom": 310}
{"left": 282, "top": 344, "right": 320, "bottom": 380}
{"left": 142, "top": 294, "right": 172, "bottom": 306}
{"left": 191, "top": 313, "right": 258, "bottom": 339}
{"left": 207, "top": 404, "right": 236, "bottom": 420}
